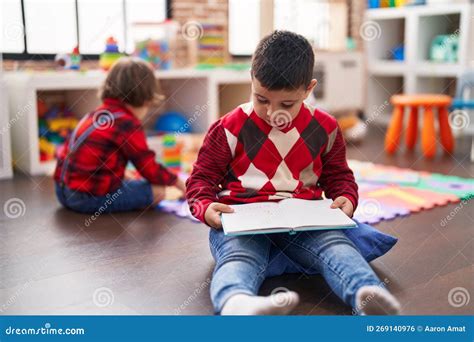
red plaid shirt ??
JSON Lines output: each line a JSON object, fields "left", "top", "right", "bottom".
{"left": 54, "top": 98, "right": 177, "bottom": 195}
{"left": 186, "top": 102, "right": 358, "bottom": 223}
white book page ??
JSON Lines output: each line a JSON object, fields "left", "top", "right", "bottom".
{"left": 222, "top": 202, "right": 287, "bottom": 234}
{"left": 279, "top": 199, "right": 356, "bottom": 228}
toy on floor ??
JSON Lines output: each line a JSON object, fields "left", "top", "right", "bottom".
{"left": 155, "top": 111, "right": 190, "bottom": 134}
{"left": 417, "top": 173, "right": 474, "bottom": 200}
{"left": 349, "top": 160, "right": 473, "bottom": 223}
{"left": 162, "top": 135, "right": 182, "bottom": 172}
{"left": 99, "top": 37, "right": 123, "bottom": 71}
{"left": 349, "top": 160, "right": 420, "bottom": 185}
{"left": 337, "top": 115, "right": 367, "bottom": 143}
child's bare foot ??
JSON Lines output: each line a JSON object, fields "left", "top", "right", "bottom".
{"left": 221, "top": 291, "right": 299, "bottom": 315}
{"left": 355, "top": 285, "right": 401, "bottom": 315}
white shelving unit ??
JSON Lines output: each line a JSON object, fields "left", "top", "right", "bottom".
{"left": 0, "top": 77, "right": 13, "bottom": 179}
{"left": 4, "top": 69, "right": 229, "bottom": 175}
{"left": 364, "top": 4, "right": 473, "bottom": 127}
{"left": 5, "top": 50, "right": 365, "bottom": 176}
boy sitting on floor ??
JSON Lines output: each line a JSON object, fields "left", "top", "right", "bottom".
{"left": 186, "top": 31, "right": 400, "bottom": 315}
{"left": 54, "top": 57, "right": 185, "bottom": 214}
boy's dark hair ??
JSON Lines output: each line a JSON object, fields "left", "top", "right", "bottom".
{"left": 99, "top": 57, "right": 163, "bottom": 107}
{"left": 251, "top": 30, "right": 315, "bottom": 90}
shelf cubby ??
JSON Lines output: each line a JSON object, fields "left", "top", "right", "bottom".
{"left": 415, "top": 76, "right": 457, "bottom": 97}
{"left": 417, "top": 12, "right": 461, "bottom": 63}
{"left": 367, "top": 75, "right": 405, "bottom": 123}
{"left": 366, "top": 17, "right": 406, "bottom": 62}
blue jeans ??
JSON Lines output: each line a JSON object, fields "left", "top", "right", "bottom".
{"left": 55, "top": 180, "right": 153, "bottom": 214}
{"left": 209, "top": 228, "right": 384, "bottom": 314}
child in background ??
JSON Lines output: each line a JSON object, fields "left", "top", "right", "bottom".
{"left": 186, "top": 31, "right": 401, "bottom": 315}
{"left": 54, "top": 57, "right": 185, "bottom": 213}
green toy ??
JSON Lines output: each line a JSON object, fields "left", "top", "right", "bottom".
{"left": 430, "top": 34, "right": 459, "bottom": 63}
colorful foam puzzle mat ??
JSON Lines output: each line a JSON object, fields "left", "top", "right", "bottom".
{"left": 156, "top": 160, "right": 473, "bottom": 225}
{"left": 350, "top": 160, "right": 474, "bottom": 224}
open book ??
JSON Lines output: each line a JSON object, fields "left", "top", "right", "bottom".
{"left": 221, "top": 198, "right": 357, "bottom": 236}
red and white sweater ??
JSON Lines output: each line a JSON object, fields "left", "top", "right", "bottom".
{"left": 186, "top": 102, "right": 358, "bottom": 224}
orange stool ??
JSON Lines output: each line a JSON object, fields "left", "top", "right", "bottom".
{"left": 384, "top": 94, "right": 454, "bottom": 158}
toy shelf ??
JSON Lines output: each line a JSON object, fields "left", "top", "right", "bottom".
{"left": 4, "top": 69, "right": 248, "bottom": 175}
{"left": 365, "top": 17, "right": 405, "bottom": 62}
{"left": 4, "top": 51, "right": 365, "bottom": 176}
{"left": 417, "top": 12, "right": 462, "bottom": 63}
{"left": 364, "top": 3, "right": 473, "bottom": 127}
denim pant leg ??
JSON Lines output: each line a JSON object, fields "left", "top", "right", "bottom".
{"left": 272, "top": 229, "right": 384, "bottom": 309}
{"left": 209, "top": 229, "right": 272, "bottom": 314}
{"left": 55, "top": 180, "right": 153, "bottom": 214}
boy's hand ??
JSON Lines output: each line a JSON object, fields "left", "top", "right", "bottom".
{"left": 174, "top": 178, "right": 186, "bottom": 193}
{"left": 204, "top": 202, "right": 234, "bottom": 229}
{"left": 124, "top": 169, "right": 137, "bottom": 180}
{"left": 151, "top": 186, "right": 166, "bottom": 206}
{"left": 330, "top": 196, "right": 354, "bottom": 217}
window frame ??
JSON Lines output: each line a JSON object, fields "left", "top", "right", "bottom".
{"left": 2, "top": 0, "right": 172, "bottom": 60}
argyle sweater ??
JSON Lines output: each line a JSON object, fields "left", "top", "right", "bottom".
{"left": 185, "top": 102, "right": 358, "bottom": 224}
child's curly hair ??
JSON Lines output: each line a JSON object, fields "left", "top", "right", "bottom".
{"left": 99, "top": 57, "right": 164, "bottom": 107}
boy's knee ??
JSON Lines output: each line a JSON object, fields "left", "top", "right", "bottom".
{"left": 212, "top": 234, "right": 269, "bottom": 267}
{"left": 304, "top": 229, "right": 359, "bottom": 254}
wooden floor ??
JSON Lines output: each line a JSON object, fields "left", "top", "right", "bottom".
{"left": 1, "top": 126, "right": 473, "bottom": 315}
